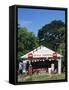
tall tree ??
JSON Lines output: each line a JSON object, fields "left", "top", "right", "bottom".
{"left": 38, "top": 20, "right": 65, "bottom": 52}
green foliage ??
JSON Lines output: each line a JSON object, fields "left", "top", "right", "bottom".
{"left": 18, "top": 27, "right": 39, "bottom": 61}
{"left": 38, "top": 20, "right": 65, "bottom": 52}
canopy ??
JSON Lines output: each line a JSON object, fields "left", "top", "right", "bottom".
{"left": 21, "top": 45, "right": 62, "bottom": 59}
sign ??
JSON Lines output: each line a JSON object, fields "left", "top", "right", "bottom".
{"left": 28, "top": 53, "right": 33, "bottom": 60}
{"left": 53, "top": 52, "right": 57, "bottom": 59}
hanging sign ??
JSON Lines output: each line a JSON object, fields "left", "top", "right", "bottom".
{"left": 53, "top": 52, "right": 57, "bottom": 59}
{"left": 28, "top": 53, "right": 33, "bottom": 61}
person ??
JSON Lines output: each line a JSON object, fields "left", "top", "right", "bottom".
{"left": 26, "top": 61, "right": 29, "bottom": 71}
{"left": 22, "top": 61, "right": 26, "bottom": 73}
{"left": 19, "top": 61, "right": 23, "bottom": 75}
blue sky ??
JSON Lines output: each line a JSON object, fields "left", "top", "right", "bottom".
{"left": 18, "top": 8, "right": 65, "bottom": 36}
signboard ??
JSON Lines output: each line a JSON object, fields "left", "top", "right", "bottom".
{"left": 53, "top": 52, "right": 57, "bottom": 59}
{"left": 28, "top": 53, "right": 33, "bottom": 60}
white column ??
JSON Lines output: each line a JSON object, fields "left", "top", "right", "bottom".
{"left": 48, "top": 68, "right": 51, "bottom": 75}
{"left": 58, "top": 59, "right": 61, "bottom": 74}
{"left": 51, "top": 64, "right": 54, "bottom": 72}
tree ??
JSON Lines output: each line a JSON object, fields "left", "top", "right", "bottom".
{"left": 38, "top": 20, "right": 65, "bottom": 52}
{"left": 17, "top": 27, "right": 39, "bottom": 61}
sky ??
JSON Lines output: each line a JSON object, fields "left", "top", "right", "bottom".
{"left": 18, "top": 8, "right": 65, "bottom": 36}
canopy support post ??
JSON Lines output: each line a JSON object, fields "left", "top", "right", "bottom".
{"left": 57, "top": 58, "right": 61, "bottom": 74}
{"left": 51, "top": 64, "right": 54, "bottom": 72}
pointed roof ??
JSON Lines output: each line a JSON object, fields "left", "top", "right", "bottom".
{"left": 21, "top": 45, "right": 62, "bottom": 59}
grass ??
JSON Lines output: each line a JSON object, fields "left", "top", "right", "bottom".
{"left": 18, "top": 73, "right": 65, "bottom": 82}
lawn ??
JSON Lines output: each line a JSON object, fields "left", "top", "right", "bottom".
{"left": 18, "top": 73, "right": 65, "bottom": 82}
